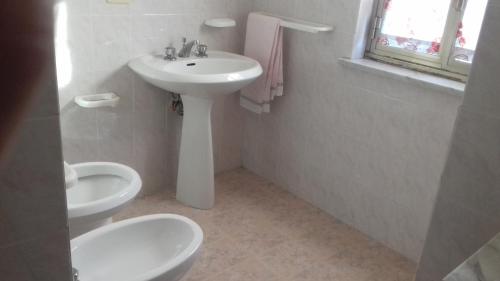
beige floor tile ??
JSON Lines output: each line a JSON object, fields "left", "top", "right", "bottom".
{"left": 260, "top": 239, "right": 325, "bottom": 278}
{"left": 290, "top": 261, "right": 373, "bottom": 281}
{"left": 182, "top": 236, "right": 250, "bottom": 281}
{"left": 207, "top": 257, "right": 279, "bottom": 281}
{"left": 225, "top": 220, "right": 289, "bottom": 256}
{"left": 114, "top": 168, "right": 416, "bottom": 281}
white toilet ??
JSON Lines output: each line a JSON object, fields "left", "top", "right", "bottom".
{"left": 71, "top": 214, "right": 203, "bottom": 281}
{"left": 66, "top": 162, "right": 142, "bottom": 238}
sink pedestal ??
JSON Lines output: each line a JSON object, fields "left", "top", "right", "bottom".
{"left": 176, "top": 95, "right": 215, "bottom": 209}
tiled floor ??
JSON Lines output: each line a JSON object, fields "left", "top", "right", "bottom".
{"left": 115, "top": 168, "right": 416, "bottom": 281}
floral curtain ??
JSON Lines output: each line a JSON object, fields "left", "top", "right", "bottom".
{"left": 376, "top": 0, "right": 488, "bottom": 64}
{"left": 451, "top": 0, "right": 488, "bottom": 63}
{"left": 376, "top": 0, "right": 452, "bottom": 56}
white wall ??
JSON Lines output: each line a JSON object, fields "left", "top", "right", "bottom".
{"left": 58, "top": 0, "right": 252, "bottom": 194}
{"left": 244, "top": 0, "right": 463, "bottom": 261}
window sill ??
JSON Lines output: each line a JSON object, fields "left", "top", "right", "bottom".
{"left": 338, "top": 58, "right": 465, "bottom": 96}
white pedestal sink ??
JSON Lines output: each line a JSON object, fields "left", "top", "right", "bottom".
{"left": 129, "top": 51, "right": 262, "bottom": 209}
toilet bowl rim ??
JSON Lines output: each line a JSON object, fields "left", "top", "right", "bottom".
{"left": 67, "top": 162, "right": 142, "bottom": 218}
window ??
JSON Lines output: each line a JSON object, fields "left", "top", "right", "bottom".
{"left": 366, "top": 0, "right": 488, "bottom": 81}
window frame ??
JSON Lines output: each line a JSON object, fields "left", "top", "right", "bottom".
{"left": 365, "top": 0, "right": 474, "bottom": 82}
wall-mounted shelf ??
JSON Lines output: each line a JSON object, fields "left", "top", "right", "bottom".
{"left": 205, "top": 18, "right": 236, "bottom": 28}
{"left": 255, "top": 12, "right": 334, "bottom": 34}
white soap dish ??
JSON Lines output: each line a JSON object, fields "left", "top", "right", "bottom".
{"left": 74, "top": 93, "right": 120, "bottom": 108}
{"left": 204, "top": 18, "right": 236, "bottom": 28}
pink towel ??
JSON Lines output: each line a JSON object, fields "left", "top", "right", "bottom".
{"left": 241, "top": 13, "right": 284, "bottom": 114}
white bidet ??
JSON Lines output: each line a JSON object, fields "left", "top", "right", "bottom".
{"left": 71, "top": 214, "right": 204, "bottom": 281}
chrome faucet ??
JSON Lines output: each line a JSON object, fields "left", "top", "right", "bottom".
{"left": 178, "top": 37, "right": 200, "bottom": 58}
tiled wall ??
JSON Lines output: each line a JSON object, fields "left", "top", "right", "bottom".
{"left": 416, "top": 0, "right": 500, "bottom": 279}
{"left": 243, "top": 0, "right": 463, "bottom": 261}
{"left": 0, "top": 1, "right": 71, "bottom": 280}
{"left": 59, "top": 0, "right": 252, "bottom": 195}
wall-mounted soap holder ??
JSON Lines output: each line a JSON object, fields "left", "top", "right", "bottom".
{"left": 74, "top": 93, "right": 120, "bottom": 108}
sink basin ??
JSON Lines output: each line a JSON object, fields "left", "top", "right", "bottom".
{"left": 128, "top": 51, "right": 262, "bottom": 98}
{"left": 129, "top": 51, "right": 262, "bottom": 209}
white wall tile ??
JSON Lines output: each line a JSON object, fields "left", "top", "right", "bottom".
{"left": 90, "top": 0, "right": 130, "bottom": 15}
{"left": 60, "top": 0, "right": 251, "bottom": 194}
{"left": 243, "top": 0, "right": 461, "bottom": 261}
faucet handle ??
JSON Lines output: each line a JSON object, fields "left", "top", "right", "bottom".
{"left": 196, "top": 44, "right": 208, "bottom": 57}
{"left": 164, "top": 46, "right": 177, "bottom": 61}
{"left": 182, "top": 37, "right": 187, "bottom": 46}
